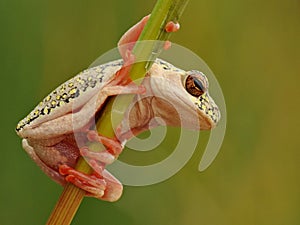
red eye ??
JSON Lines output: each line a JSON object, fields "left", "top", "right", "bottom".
{"left": 185, "top": 75, "right": 205, "bottom": 97}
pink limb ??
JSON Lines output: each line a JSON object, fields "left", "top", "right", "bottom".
{"left": 86, "top": 130, "right": 123, "bottom": 155}
{"left": 78, "top": 131, "right": 122, "bottom": 166}
{"left": 115, "top": 15, "right": 150, "bottom": 85}
{"left": 118, "top": 15, "right": 150, "bottom": 60}
{"left": 59, "top": 165, "right": 123, "bottom": 201}
{"left": 118, "top": 16, "right": 180, "bottom": 61}
{"left": 78, "top": 130, "right": 123, "bottom": 169}
{"left": 59, "top": 164, "right": 106, "bottom": 198}
{"left": 110, "top": 53, "right": 136, "bottom": 85}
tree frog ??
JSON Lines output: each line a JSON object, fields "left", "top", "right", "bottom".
{"left": 16, "top": 15, "right": 220, "bottom": 202}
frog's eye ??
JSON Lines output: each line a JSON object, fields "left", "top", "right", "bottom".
{"left": 185, "top": 75, "right": 206, "bottom": 97}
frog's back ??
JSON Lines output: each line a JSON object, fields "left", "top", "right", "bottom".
{"left": 16, "top": 58, "right": 186, "bottom": 133}
{"left": 16, "top": 59, "right": 123, "bottom": 132}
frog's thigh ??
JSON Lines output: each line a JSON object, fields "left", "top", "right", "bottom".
{"left": 22, "top": 139, "right": 65, "bottom": 185}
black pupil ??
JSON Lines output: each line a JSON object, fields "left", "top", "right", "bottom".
{"left": 193, "top": 78, "right": 205, "bottom": 92}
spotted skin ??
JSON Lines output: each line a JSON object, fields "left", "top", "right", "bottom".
{"left": 16, "top": 60, "right": 123, "bottom": 132}
{"left": 16, "top": 59, "right": 220, "bottom": 133}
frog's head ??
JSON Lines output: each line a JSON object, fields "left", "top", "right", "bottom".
{"left": 182, "top": 70, "right": 220, "bottom": 129}
{"left": 147, "top": 60, "right": 220, "bottom": 131}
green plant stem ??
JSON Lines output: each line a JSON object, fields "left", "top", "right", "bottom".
{"left": 46, "top": 0, "right": 189, "bottom": 224}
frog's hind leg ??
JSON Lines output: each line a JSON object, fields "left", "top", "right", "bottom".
{"left": 59, "top": 164, "right": 123, "bottom": 202}
{"left": 22, "top": 139, "right": 66, "bottom": 185}
{"left": 56, "top": 143, "right": 123, "bottom": 202}
{"left": 57, "top": 129, "right": 125, "bottom": 201}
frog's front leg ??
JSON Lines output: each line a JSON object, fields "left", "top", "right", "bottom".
{"left": 118, "top": 14, "right": 180, "bottom": 60}
{"left": 112, "top": 15, "right": 180, "bottom": 86}
{"left": 81, "top": 130, "right": 123, "bottom": 163}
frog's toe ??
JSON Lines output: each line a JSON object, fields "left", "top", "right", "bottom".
{"left": 59, "top": 164, "right": 123, "bottom": 202}
{"left": 165, "top": 21, "right": 180, "bottom": 33}
{"left": 59, "top": 164, "right": 106, "bottom": 197}
{"left": 86, "top": 130, "right": 125, "bottom": 156}
{"left": 98, "top": 169, "right": 123, "bottom": 202}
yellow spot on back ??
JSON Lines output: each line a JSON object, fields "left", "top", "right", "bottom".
{"left": 69, "top": 88, "right": 77, "bottom": 95}
{"left": 58, "top": 101, "right": 65, "bottom": 107}
{"left": 76, "top": 77, "right": 84, "bottom": 84}
{"left": 43, "top": 107, "right": 49, "bottom": 114}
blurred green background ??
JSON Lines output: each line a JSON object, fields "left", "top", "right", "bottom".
{"left": 1, "top": 0, "right": 299, "bottom": 224}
